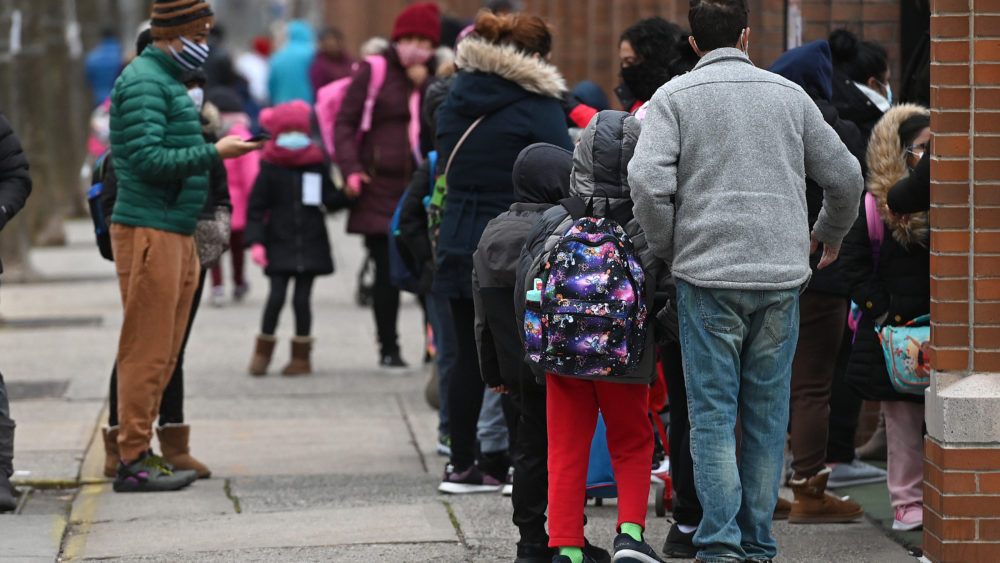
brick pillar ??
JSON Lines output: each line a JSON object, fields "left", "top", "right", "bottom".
{"left": 924, "top": 1, "right": 1000, "bottom": 561}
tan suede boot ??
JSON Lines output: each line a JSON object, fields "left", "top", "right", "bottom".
{"left": 281, "top": 337, "right": 313, "bottom": 376}
{"left": 248, "top": 334, "right": 277, "bottom": 376}
{"left": 156, "top": 424, "right": 211, "bottom": 479}
{"left": 788, "top": 467, "right": 864, "bottom": 523}
{"left": 102, "top": 426, "right": 119, "bottom": 478}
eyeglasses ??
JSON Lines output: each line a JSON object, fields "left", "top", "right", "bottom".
{"left": 906, "top": 142, "right": 929, "bottom": 158}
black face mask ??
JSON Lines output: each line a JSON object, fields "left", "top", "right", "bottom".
{"left": 615, "top": 82, "right": 637, "bottom": 112}
{"left": 620, "top": 63, "right": 666, "bottom": 104}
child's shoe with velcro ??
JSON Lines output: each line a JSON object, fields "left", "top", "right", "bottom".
{"left": 113, "top": 450, "right": 198, "bottom": 492}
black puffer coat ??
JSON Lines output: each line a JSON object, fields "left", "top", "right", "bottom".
{"left": 245, "top": 161, "right": 337, "bottom": 276}
{"left": 832, "top": 68, "right": 884, "bottom": 142}
{"left": 841, "top": 105, "right": 930, "bottom": 403}
{"left": 0, "top": 111, "right": 32, "bottom": 275}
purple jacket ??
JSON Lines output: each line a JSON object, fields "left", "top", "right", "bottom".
{"left": 334, "top": 47, "right": 430, "bottom": 235}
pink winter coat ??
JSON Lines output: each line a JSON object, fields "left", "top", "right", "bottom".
{"left": 220, "top": 114, "right": 260, "bottom": 231}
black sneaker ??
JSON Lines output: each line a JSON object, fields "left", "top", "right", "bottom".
{"left": 584, "top": 537, "right": 612, "bottom": 563}
{"left": 437, "top": 463, "right": 502, "bottom": 494}
{"left": 379, "top": 352, "right": 408, "bottom": 368}
{"left": 515, "top": 542, "right": 553, "bottom": 563}
{"left": 611, "top": 533, "right": 665, "bottom": 563}
{"left": 661, "top": 522, "right": 697, "bottom": 559}
{"left": 113, "top": 451, "right": 198, "bottom": 492}
{"left": 0, "top": 474, "right": 18, "bottom": 512}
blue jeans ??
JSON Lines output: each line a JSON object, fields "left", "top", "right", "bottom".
{"left": 676, "top": 279, "right": 799, "bottom": 562}
{"left": 426, "top": 292, "right": 454, "bottom": 436}
{"left": 477, "top": 387, "right": 509, "bottom": 453}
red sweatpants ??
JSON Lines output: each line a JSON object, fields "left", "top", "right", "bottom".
{"left": 547, "top": 373, "right": 653, "bottom": 548}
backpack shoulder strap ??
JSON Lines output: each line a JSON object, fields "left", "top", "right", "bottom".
{"left": 559, "top": 196, "right": 588, "bottom": 220}
{"left": 359, "top": 55, "right": 388, "bottom": 134}
{"left": 864, "top": 192, "right": 884, "bottom": 270}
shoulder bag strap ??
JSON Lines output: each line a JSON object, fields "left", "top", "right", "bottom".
{"left": 443, "top": 114, "right": 487, "bottom": 178}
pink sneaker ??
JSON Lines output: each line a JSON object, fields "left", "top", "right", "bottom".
{"left": 892, "top": 502, "right": 923, "bottom": 531}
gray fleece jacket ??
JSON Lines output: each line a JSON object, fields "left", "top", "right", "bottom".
{"left": 628, "top": 48, "right": 863, "bottom": 291}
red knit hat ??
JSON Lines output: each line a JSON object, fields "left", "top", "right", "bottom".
{"left": 259, "top": 100, "right": 313, "bottom": 135}
{"left": 391, "top": 2, "right": 441, "bottom": 46}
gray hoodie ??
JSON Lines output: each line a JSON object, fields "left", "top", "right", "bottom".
{"left": 628, "top": 48, "right": 863, "bottom": 291}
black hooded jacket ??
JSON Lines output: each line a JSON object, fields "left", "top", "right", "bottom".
{"left": 472, "top": 143, "right": 573, "bottom": 388}
{"left": 0, "top": 111, "right": 32, "bottom": 275}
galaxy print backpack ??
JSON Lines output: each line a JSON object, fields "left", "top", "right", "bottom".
{"left": 524, "top": 196, "right": 648, "bottom": 379}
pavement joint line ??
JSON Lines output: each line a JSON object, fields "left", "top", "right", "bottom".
{"left": 441, "top": 500, "right": 468, "bottom": 549}
{"left": 224, "top": 478, "right": 243, "bottom": 514}
{"left": 395, "top": 393, "right": 428, "bottom": 474}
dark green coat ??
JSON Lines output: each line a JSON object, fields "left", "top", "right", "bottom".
{"left": 109, "top": 46, "right": 220, "bottom": 235}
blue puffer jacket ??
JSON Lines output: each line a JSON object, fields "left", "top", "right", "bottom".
{"left": 432, "top": 36, "right": 573, "bottom": 299}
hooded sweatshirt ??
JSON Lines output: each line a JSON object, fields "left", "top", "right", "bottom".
{"left": 472, "top": 143, "right": 573, "bottom": 388}
{"left": 516, "top": 111, "right": 667, "bottom": 384}
{"left": 269, "top": 21, "right": 316, "bottom": 104}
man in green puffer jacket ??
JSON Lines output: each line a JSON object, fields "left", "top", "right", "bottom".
{"left": 109, "top": 0, "right": 261, "bottom": 493}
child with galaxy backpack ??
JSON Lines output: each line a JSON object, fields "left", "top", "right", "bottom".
{"left": 516, "top": 111, "right": 671, "bottom": 563}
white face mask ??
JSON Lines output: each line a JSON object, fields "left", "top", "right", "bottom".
{"left": 275, "top": 131, "right": 312, "bottom": 151}
{"left": 740, "top": 29, "right": 749, "bottom": 56}
{"left": 187, "top": 87, "right": 205, "bottom": 111}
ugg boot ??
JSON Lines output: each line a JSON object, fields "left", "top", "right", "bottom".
{"left": 0, "top": 420, "right": 17, "bottom": 512}
{"left": 773, "top": 497, "right": 792, "bottom": 520}
{"left": 102, "top": 426, "right": 119, "bottom": 478}
{"left": 156, "top": 423, "right": 211, "bottom": 479}
{"left": 281, "top": 337, "right": 313, "bottom": 376}
{"left": 248, "top": 334, "right": 277, "bottom": 376}
{"left": 788, "top": 467, "right": 864, "bottom": 524}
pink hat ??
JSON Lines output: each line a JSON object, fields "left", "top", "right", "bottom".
{"left": 259, "top": 100, "right": 312, "bottom": 135}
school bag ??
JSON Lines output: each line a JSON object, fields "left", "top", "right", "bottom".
{"left": 315, "top": 55, "right": 388, "bottom": 160}
{"left": 586, "top": 413, "right": 617, "bottom": 500}
{"left": 87, "top": 151, "right": 116, "bottom": 261}
{"left": 523, "top": 195, "right": 648, "bottom": 379}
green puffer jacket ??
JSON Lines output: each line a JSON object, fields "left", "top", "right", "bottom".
{"left": 109, "top": 46, "right": 220, "bottom": 235}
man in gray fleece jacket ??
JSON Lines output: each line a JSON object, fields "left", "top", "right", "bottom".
{"left": 628, "top": 1, "right": 863, "bottom": 561}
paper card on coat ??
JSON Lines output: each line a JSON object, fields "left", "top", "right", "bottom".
{"left": 302, "top": 173, "right": 322, "bottom": 206}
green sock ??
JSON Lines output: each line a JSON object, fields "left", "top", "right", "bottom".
{"left": 558, "top": 546, "right": 583, "bottom": 563}
{"left": 621, "top": 522, "right": 643, "bottom": 542}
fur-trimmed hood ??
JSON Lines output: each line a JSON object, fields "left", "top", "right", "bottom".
{"left": 866, "top": 103, "right": 930, "bottom": 248}
{"left": 454, "top": 36, "right": 566, "bottom": 100}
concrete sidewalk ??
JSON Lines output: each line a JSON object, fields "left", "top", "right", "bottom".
{"left": 1, "top": 218, "right": 919, "bottom": 562}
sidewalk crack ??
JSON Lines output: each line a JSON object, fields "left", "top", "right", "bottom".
{"left": 224, "top": 478, "right": 242, "bottom": 514}
{"left": 395, "top": 393, "right": 428, "bottom": 473}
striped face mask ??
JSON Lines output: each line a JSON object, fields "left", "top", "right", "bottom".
{"left": 169, "top": 36, "right": 210, "bottom": 70}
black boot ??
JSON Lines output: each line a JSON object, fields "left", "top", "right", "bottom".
{"left": 0, "top": 419, "right": 17, "bottom": 512}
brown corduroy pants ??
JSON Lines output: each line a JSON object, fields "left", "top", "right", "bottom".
{"left": 111, "top": 224, "right": 200, "bottom": 463}
{"left": 788, "top": 291, "right": 849, "bottom": 480}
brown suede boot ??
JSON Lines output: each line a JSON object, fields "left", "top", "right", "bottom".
{"left": 156, "top": 424, "right": 211, "bottom": 479}
{"left": 788, "top": 467, "right": 864, "bottom": 523}
{"left": 773, "top": 496, "right": 791, "bottom": 520}
{"left": 102, "top": 426, "right": 119, "bottom": 478}
{"left": 281, "top": 337, "right": 313, "bottom": 376}
{"left": 248, "top": 334, "right": 277, "bottom": 376}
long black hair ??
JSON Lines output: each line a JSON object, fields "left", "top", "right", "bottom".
{"left": 829, "top": 29, "right": 888, "bottom": 83}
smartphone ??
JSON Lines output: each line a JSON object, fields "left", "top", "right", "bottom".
{"left": 247, "top": 133, "right": 271, "bottom": 143}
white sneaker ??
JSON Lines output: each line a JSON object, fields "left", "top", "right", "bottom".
{"left": 501, "top": 466, "right": 514, "bottom": 496}
{"left": 210, "top": 287, "right": 225, "bottom": 307}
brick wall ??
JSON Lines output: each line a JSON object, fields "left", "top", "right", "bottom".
{"left": 321, "top": 1, "right": 903, "bottom": 109}
{"left": 924, "top": 438, "right": 1000, "bottom": 562}
{"left": 928, "top": 0, "right": 1000, "bottom": 374}
{"left": 925, "top": 1, "right": 1000, "bottom": 561}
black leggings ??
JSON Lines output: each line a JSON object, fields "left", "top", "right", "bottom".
{"left": 364, "top": 234, "right": 400, "bottom": 356}
{"left": 109, "top": 269, "right": 207, "bottom": 427}
{"left": 447, "top": 297, "right": 485, "bottom": 470}
{"left": 261, "top": 274, "right": 315, "bottom": 337}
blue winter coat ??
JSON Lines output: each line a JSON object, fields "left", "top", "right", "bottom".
{"left": 269, "top": 21, "right": 316, "bottom": 104}
{"left": 85, "top": 38, "right": 123, "bottom": 104}
{"left": 432, "top": 37, "right": 573, "bottom": 299}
